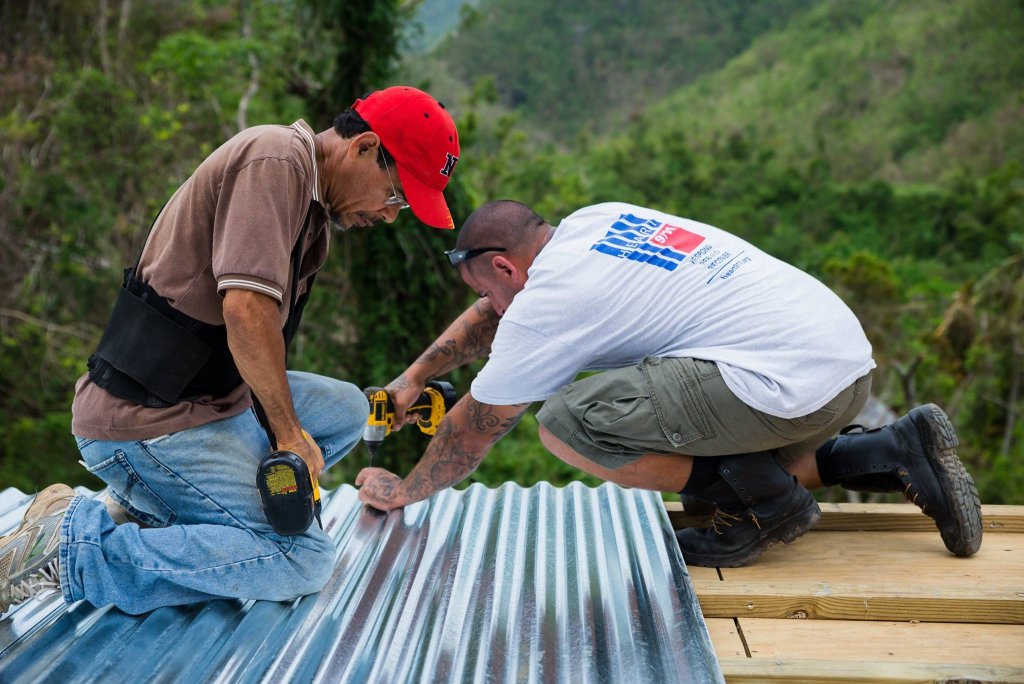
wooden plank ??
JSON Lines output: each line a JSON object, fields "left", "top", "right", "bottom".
{"left": 702, "top": 531, "right": 1024, "bottom": 623}
{"left": 736, "top": 619, "right": 1024, "bottom": 668}
{"left": 815, "top": 503, "right": 1024, "bottom": 533}
{"left": 687, "top": 565, "right": 721, "bottom": 583}
{"left": 718, "top": 657, "right": 1024, "bottom": 683}
{"left": 704, "top": 618, "right": 747, "bottom": 659}
{"left": 666, "top": 502, "right": 1024, "bottom": 532}
{"left": 695, "top": 580, "right": 1024, "bottom": 624}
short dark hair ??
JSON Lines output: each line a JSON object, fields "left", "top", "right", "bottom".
{"left": 332, "top": 109, "right": 393, "bottom": 168}
{"left": 457, "top": 200, "right": 549, "bottom": 255}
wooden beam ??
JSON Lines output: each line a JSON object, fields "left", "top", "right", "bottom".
{"left": 717, "top": 658, "right": 1024, "bottom": 683}
{"left": 730, "top": 619, "right": 1024, "bottom": 674}
{"left": 691, "top": 530, "right": 1024, "bottom": 623}
{"left": 666, "top": 502, "right": 1024, "bottom": 532}
{"left": 694, "top": 580, "right": 1024, "bottom": 624}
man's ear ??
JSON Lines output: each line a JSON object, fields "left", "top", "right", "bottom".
{"left": 491, "top": 255, "right": 516, "bottom": 281}
{"left": 349, "top": 131, "right": 381, "bottom": 159}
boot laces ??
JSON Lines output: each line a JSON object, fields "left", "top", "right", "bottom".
{"left": 898, "top": 468, "right": 929, "bottom": 513}
{"left": 709, "top": 509, "right": 763, "bottom": 535}
{"left": 710, "top": 509, "right": 743, "bottom": 535}
{"left": 6, "top": 557, "right": 60, "bottom": 607}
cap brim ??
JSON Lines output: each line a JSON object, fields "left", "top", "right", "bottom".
{"left": 394, "top": 164, "right": 455, "bottom": 230}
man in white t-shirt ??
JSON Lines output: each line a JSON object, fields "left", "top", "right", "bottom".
{"left": 356, "top": 200, "right": 983, "bottom": 567}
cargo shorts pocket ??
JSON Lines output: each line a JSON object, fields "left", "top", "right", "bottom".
{"left": 84, "top": 450, "right": 177, "bottom": 528}
{"left": 789, "top": 403, "right": 839, "bottom": 431}
{"left": 640, "top": 357, "right": 713, "bottom": 450}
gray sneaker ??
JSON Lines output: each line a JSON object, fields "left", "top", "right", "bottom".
{"left": 1, "top": 484, "right": 76, "bottom": 615}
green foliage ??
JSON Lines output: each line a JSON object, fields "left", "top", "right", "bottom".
{"left": 641, "top": 0, "right": 1024, "bottom": 184}
{"left": 432, "top": 0, "right": 817, "bottom": 137}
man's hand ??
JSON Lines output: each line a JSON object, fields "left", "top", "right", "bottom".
{"left": 356, "top": 467, "right": 413, "bottom": 511}
{"left": 356, "top": 395, "right": 530, "bottom": 511}
{"left": 278, "top": 430, "right": 324, "bottom": 482}
{"left": 383, "top": 373, "right": 426, "bottom": 433}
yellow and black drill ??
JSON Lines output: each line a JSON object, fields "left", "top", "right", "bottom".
{"left": 363, "top": 380, "right": 457, "bottom": 460}
{"left": 256, "top": 431, "right": 322, "bottom": 536}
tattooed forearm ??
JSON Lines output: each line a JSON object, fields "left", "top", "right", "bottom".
{"left": 402, "top": 397, "right": 529, "bottom": 502}
{"left": 460, "top": 310, "right": 499, "bottom": 359}
{"left": 419, "top": 339, "right": 457, "bottom": 364}
{"left": 410, "top": 298, "right": 500, "bottom": 376}
{"left": 404, "top": 418, "right": 486, "bottom": 501}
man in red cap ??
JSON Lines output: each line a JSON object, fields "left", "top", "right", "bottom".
{"left": 0, "top": 87, "right": 460, "bottom": 616}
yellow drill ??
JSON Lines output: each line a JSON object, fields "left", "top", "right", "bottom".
{"left": 363, "top": 381, "right": 457, "bottom": 460}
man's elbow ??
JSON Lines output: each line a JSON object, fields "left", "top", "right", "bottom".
{"left": 222, "top": 288, "right": 280, "bottom": 329}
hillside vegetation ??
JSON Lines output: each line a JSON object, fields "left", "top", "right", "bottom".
{"left": 647, "top": 0, "right": 1024, "bottom": 183}
{"left": 426, "top": 0, "right": 1024, "bottom": 184}
{"left": 432, "top": 0, "right": 817, "bottom": 136}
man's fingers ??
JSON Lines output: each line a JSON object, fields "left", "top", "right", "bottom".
{"left": 354, "top": 464, "right": 382, "bottom": 485}
{"left": 355, "top": 467, "right": 377, "bottom": 486}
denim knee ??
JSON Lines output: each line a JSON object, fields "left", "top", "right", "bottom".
{"left": 279, "top": 532, "right": 335, "bottom": 599}
{"left": 334, "top": 381, "right": 370, "bottom": 427}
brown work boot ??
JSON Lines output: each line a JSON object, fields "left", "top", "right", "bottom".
{"left": 676, "top": 451, "right": 821, "bottom": 567}
{"left": 1, "top": 484, "right": 75, "bottom": 616}
{"left": 820, "top": 404, "right": 982, "bottom": 557}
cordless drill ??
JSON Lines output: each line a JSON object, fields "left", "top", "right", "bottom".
{"left": 363, "top": 380, "right": 457, "bottom": 460}
{"left": 257, "top": 431, "right": 323, "bottom": 536}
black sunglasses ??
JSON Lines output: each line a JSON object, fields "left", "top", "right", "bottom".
{"left": 444, "top": 246, "right": 506, "bottom": 267}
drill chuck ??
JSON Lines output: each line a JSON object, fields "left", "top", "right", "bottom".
{"left": 363, "top": 424, "right": 387, "bottom": 457}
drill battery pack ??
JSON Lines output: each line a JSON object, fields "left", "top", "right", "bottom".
{"left": 257, "top": 450, "right": 322, "bottom": 536}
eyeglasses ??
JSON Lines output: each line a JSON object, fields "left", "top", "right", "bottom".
{"left": 380, "top": 148, "right": 410, "bottom": 210}
{"left": 444, "top": 246, "right": 506, "bottom": 267}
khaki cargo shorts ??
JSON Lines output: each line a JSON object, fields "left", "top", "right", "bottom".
{"left": 537, "top": 357, "right": 872, "bottom": 470}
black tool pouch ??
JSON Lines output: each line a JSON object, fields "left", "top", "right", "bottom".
{"left": 90, "top": 274, "right": 213, "bottom": 406}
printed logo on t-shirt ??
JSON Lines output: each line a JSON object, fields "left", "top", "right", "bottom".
{"left": 589, "top": 213, "right": 705, "bottom": 272}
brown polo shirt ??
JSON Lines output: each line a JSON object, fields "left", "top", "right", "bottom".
{"left": 72, "top": 120, "right": 330, "bottom": 440}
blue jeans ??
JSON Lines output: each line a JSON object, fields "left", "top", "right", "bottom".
{"left": 61, "top": 371, "right": 368, "bottom": 614}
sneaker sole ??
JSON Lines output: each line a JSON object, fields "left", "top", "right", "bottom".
{"left": 912, "top": 404, "right": 983, "bottom": 557}
{"left": 0, "top": 485, "right": 76, "bottom": 546}
{"left": 680, "top": 497, "right": 822, "bottom": 568}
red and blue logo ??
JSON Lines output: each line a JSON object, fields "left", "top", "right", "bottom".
{"left": 590, "top": 213, "right": 705, "bottom": 271}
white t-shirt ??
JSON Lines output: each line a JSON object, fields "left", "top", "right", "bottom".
{"left": 471, "top": 202, "right": 875, "bottom": 419}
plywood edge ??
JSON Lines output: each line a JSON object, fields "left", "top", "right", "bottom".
{"left": 666, "top": 503, "right": 1024, "bottom": 532}
{"left": 693, "top": 581, "right": 1024, "bottom": 624}
{"left": 717, "top": 657, "right": 1024, "bottom": 683}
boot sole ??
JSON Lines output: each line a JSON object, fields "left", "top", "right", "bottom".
{"left": 912, "top": 404, "right": 983, "bottom": 557}
{"left": 680, "top": 497, "right": 822, "bottom": 568}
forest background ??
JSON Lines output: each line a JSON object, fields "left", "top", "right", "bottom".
{"left": 1, "top": 0, "right": 1022, "bottom": 504}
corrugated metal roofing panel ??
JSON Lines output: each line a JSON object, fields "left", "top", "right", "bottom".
{"left": 0, "top": 483, "right": 722, "bottom": 683}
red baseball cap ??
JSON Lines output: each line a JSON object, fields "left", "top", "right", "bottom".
{"left": 353, "top": 86, "right": 461, "bottom": 229}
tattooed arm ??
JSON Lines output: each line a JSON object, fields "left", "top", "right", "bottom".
{"left": 356, "top": 392, "right": 529, "bottom": 511}
{"left": 385, "top": 298, "right": 501, "bottom": 429}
